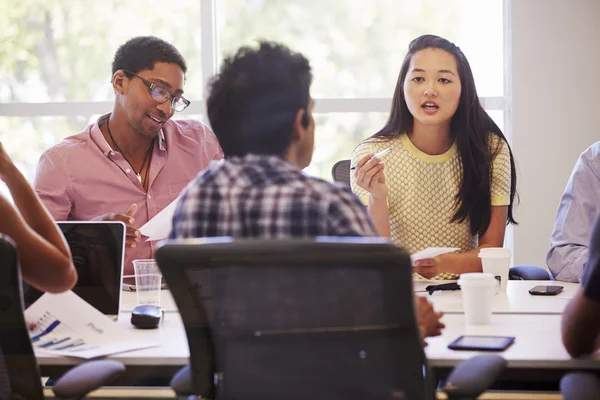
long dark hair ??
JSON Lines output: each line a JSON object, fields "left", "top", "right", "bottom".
{"left": 373, "top": 34, "right": 517, "bottom": 236}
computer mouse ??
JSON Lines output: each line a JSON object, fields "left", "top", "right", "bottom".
{"left": 131, "top": 305, "right": 163, "bottom": 329}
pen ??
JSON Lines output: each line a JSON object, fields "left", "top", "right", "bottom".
{"left": 350, "top": 147, "right": 392, "bottom": 170}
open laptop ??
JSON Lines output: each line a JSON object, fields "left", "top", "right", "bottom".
{"left": 23, "top": 221, "right": 126, "bottom": 316}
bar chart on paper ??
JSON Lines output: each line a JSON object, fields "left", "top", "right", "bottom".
{"left": 25, "top": 291, "right": 159, "bottom": 359}
{"left": 30, "top": 311, "right": 98, "bottom": 353}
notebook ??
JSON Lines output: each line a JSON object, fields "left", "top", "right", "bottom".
{"left": 23, "top": 221, "right": 126, "bottom": 316}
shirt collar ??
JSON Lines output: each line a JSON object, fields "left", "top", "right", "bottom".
{"left": 157, "top": 127, "right": 166, "bottom": 151}
{"left": 90, "top": 113, "right": 167, "bottom": 155}
{"left": 227, "top": 154, "right": 299, "bottom": 172}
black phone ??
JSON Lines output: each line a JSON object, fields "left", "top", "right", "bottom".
{"left": 448, "top": 335, "right": 515, "bottom": 351}
{"left": 528, "top": 285, "right": 564, "bottom": 296}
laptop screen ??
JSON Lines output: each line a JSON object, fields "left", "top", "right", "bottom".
{"left": 23, "top": 221, "right": 125, "bottom": 315}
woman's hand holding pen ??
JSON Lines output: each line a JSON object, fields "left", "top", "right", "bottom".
{"left": 353, "top": 153, "right": 388, "bottom": 200}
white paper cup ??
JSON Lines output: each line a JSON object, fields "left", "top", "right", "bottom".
{"left": 478, "top": 247, "right": 511, "bottom": 293}
{"left": 458, "top": 273, "right": 496, "bottom": 325}
{"left": 133, "top": 259, "right": 162, "bottom": 306}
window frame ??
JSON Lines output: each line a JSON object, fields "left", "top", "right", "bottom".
{"left": 0, "top": 0, "right": 511, "bottom": 124}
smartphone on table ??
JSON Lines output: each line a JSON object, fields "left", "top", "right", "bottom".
{"left": 448, "top": 335, "right": 515, "bottom": 351}
{"left": 528, "top": 285, "right": 564, "bottom": 296}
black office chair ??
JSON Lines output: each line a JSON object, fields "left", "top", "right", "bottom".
{"left": 331, "top": 159, "right": 352, "bottom": 186}
{"left": 157, "top": 237, "right": 505, "bottom": 400}
{"left": 330, "top": 158, "right": 551, "bottom": 282}
{"left": 561, "top": 372, "right": 600, "bottom": 400}
{"left": 508, "top": 265, "right": 552, "bottom": 280}
{"left": 0, "top": 235, "right": 125, "bottom": 399}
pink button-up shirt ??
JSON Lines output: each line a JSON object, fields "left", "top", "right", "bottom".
{"left": 34, "top": 114, "right": 222, "bottom": 276}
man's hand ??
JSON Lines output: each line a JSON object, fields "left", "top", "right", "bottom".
{"left": 93, "top": 203, "right": 141, "bottom": 248}
{"left": 415, "top": 296, "right": 445, "bottom": 340}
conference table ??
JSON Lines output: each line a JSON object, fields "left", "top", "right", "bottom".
{"left": 416, "top": 280, "right": 578, "bottom": 315}
{"left": 417, "top": 280, "right": 598, "bottom": 389}
{"left": 36, "top": 280, "right": 600, "bottom": 389}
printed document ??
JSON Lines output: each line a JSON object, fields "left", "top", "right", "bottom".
{"left": 25, "top": 291, "right": 158, "bottom": 359}
{"left": 139, "top": 197, "right": 180, "bottom": 241}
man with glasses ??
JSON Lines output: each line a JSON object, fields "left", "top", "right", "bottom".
{"left": 34, "top": 36, "right": 222, "bottom": 278}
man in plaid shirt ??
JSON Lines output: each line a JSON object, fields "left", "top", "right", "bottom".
{"left": 169, "top": 41, "right": 376, "bottom": 240}
{"left": 168, "top": 41, "right": 444, "bottom": 341}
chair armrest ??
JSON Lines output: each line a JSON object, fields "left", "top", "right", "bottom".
{"left": 52, "top": 360, "right": 125, "bottom": 399}
{"left": 170, "top": 364, "right": 193, "bottom": 396}
{"left": 509, "top": 265, "right": 552, "bottom": 280}
{"left": 561, "top": 372, "right": 600, "bottom": 400}
{"left": 441, "top": 354, "right": 506, "bottom": 399}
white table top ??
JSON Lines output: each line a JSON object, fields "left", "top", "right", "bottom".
{"left": 119, "top": 280, "right": 579, "bottom": 315}
{"left": 37, "top": 281, "right": 585, "bottom": 369}
{"left": 38, "top": 312, "right": 595, "bottom": 371}
{"left": 425, "top": 313, "right": 598, "bottom": 369}
{"left": 416, "top": 280, "right": 579, "bottom": 315}
{"left": 120, "top": 280, "right": 579, "bottom": 315}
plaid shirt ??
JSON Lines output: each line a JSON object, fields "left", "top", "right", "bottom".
{"left": 170, "top": 154, "right": 376, "bottom": 239}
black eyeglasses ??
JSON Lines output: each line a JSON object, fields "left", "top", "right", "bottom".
{"left": 123, "top": 70, "right": 190, "bottom": 112}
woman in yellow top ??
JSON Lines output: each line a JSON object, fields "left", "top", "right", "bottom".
{"left": 351, "top": 34, "right": 517, "bottom": 280}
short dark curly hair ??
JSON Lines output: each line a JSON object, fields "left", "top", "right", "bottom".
{"left": 112, "top": 36, "right": 187, "bottom": 77}
{"left": 207, "top": 41, "right": 312, "bottom": 157}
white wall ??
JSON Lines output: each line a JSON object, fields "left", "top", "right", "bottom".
{"left": 511, "top": 0, "right": 600, "bottom": 267}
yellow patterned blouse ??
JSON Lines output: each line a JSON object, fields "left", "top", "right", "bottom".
{"left": 350, "top": 133, "right": 512, "bottom": 280}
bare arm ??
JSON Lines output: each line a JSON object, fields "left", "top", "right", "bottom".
{"left": 414, "top": 206, "right": 507, "bottom": 278}
{"left": 367, "top": 196, "right": 391, "bottom": 238}
{"left": 0, "top": 143, "right": 77, "bottom": 292}
{"left": 562, "top": 288, "right": 600, "bottom": 357}
{"left": 352, "top": 153, "right": 391, "bottom": 237}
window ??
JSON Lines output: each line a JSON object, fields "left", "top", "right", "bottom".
{"left": 0, "top": 0, "right": 202, "bottom": 102}
{"left": 0, "top": 0, "right": 508, "bottom": 195}
{"left": 219, "top": 0, "right": 504, "bottom": 98}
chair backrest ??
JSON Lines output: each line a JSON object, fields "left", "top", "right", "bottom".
{"left": 331, "top": 159, "right": 351, "bottom": 185}
{"left": 0, "top": 235, "right": 43, "bottom": 400}
{"left": 157, "top": 237, "right": 435, "bottom": 400}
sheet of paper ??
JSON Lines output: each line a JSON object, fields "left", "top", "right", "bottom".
{"left": 25, "top": 291, "right": 158, "bottom": 359}
{"left": 139, "top": 197, "right": 180, "bottom": 241}
{"left": 410, "top": 247, "right": 460, "bottom": 264}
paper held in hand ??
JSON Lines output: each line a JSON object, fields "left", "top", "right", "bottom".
{"left": 410, "top": 247, "right": 460, "bottom": 264}
{"left": 25, "top": 291, "right": 159, "bottom": 359}
{"left": 139, "top": 197, "right": 180, "bottom": 241}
